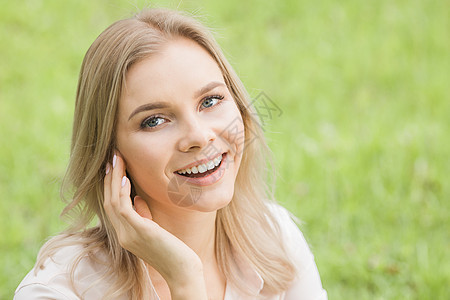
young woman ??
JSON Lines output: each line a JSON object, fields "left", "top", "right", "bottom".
{"left": 15, "top": 8, "right": 327, "bottom": 300}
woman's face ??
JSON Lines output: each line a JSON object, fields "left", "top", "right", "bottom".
{"left": 116, "top": 38, "right": 245, "bottom": 213}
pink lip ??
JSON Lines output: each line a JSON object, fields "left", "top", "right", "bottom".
{"left": 175, "top": 152, "right": 225, "bottom": 172}
{"left": 174, "top": 153, "right": 227, "bottom": 186}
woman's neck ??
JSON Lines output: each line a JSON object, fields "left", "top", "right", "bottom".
{"left": 148, "top": 203, "right": 218, "bottom": 262}
{"left": 145, "top": 203, "right": 226, "bottom": 299}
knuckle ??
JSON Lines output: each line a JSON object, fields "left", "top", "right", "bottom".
{"left": 119, "top": 188, "right": 129, "bottom": 199}
{"left": 118, "top": 207, "right": 128, "bottom": 217}
{"left": 109, "top": 197, "right": 119, "bottom": 209}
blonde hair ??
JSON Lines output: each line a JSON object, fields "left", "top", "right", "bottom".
{"left": 36, "top": 8, "right": 296, "bottom": 299}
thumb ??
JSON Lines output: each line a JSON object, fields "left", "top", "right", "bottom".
{"left": 134, "top": 196, "right": 153, "bottom": 220}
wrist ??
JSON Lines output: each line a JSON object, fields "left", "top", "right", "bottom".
{"left": 165, "top": 256, "right": 203, "bottom": 285}
{"left": 167, "top": 262, "right": 207, "bottom": 300}
{"left": 169, "top": 281, "right": 208, "bottom": 300}
{"left": 158, "top": 257, "right": 206, "bottom": 299}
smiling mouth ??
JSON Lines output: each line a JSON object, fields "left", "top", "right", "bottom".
{"left": 175, "top": 153, "right": 226, "bottom": 178}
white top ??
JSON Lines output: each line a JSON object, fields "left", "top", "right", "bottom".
{"left": 15, "top": 205, "right": 327, "bottom": 299}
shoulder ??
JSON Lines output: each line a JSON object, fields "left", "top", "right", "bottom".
{"left": 14, "top": 242, "right": 114, "bottom": 300}
{"left": 267, "top": 204, "right": 314, "bottom": 268}
{"left": 267, "top": 203, "right": 328, "bottom": 300}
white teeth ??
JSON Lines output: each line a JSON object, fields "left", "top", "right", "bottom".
{"left": 176, "top": 154, "right": 224, "bottom": 175}
{"left": 198, "top": 164, "right": 207, "bottom": 173}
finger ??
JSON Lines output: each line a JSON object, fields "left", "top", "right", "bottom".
{"left": 117, "top": 176, "right": 150, "bottom": 235}
{"left": 104, "top": 169, "right": 127, "bottom": 238}
{"left": 119, "top": 175, "right": 133, "bottom": 213}
{"left": 103, "top": 160, "right": 116, "bottom": 224}
{"left": 115, "top": 153, "right": 134, "bottom": 213}
{"left": 110, "top": 152, "right": 125, "bottom": 210}
{"left": 113, "top": 154, "right": 140, "bottom": 227}
{"left": 103, "top": 162, "right": 112, "bottom": 206}
{"left": 104, "top": 152, "right": 128, "bottom": 229}
{"left": 109, "top": 174, "right": 135, "bottom": 236}
{"left": 134, "top": 196, "right": 153, "bottom": 220}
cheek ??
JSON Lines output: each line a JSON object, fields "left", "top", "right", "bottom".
{"left": 120, "top": 138, "right": 170, "bottom": 188}
{"left": 216, "top": 103, "right": 246, "bottom": 156}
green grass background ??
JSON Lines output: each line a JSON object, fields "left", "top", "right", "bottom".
{"left": 1, "top": 0, "right": 448, "bottom": 299}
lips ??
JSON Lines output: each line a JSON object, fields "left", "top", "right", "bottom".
{"left": 175, "top": 153, "right": 225, "bottom": 176}
{"left": 178, "top": 156, "right": 223, "bottom": 178}
{"left": 173, "top": 153, "right": 228, "bottom": 186}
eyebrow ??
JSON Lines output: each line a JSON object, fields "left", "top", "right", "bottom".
{"left": 128, "top": 102, "right": 170, "bottom": 121}
{"left": 128, "top": 81, "right": 226, "bottom": 121}
{"left": 194, "top": 81, "right": 226, "bottom": 98}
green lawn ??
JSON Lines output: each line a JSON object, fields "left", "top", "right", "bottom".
{"left": 1, "top": 0, "right": 448, "bottom": 299}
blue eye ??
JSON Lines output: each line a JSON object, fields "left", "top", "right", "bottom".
{"left": 201, "top": 95, "right": 224, "bottom": 110}
{"left": 141, "top": 116, "right": 165, "bottom": 129}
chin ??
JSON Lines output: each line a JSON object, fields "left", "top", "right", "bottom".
{"left": 191, "top": 195, "right": 233, "bottom": 212}
{"left": 166, "top": 166, "right": 237, "bottom": 211}
{"left": 176, "top": 187, "right": 234, "bottom": 212}
{"left": 171, "top": 179, "right": 234, "bottom": 209}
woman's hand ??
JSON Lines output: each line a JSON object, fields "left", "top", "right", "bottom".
{"left": 103, "top": 152, "right": 208, "bottom": 299}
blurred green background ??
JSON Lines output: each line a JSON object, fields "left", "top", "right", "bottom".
{"left": 1, "top": 0, "right": 448, "bottom": 299}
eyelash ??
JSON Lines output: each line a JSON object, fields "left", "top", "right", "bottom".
{"left": 140, "top": 114, "right": 166, "bottom": 129}
{"left": 200, "top": 95, "right": 224, "bottom": 110}
{"left": 140, "top": 94, "right": 225, "bottom": 130}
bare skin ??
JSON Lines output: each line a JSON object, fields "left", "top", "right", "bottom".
{"left": 104, "top": 155, "right": 210, "bottom": 299}
{"left": 103, "top": 38, "right": 244, "bottom": 299}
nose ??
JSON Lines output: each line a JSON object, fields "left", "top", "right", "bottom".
{"left": 177, "top": 118, "right": 215, "bottom": 152}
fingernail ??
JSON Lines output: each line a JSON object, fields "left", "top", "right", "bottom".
{"left": 105, "top": 163, "right": 110, "bottom": 175}
{"left": 113, "top": 154, "right": 117, "bottom": 168}
{"left": 121, "top": 176, "right": 127, "bottom": 187}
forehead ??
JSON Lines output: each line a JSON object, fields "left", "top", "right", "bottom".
{"left": 121, "top": 38, "right": 224, "bottom": 105}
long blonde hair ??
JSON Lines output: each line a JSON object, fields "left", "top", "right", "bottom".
{"left": 36, "top": 8, "right": 296, "bottom": 299}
